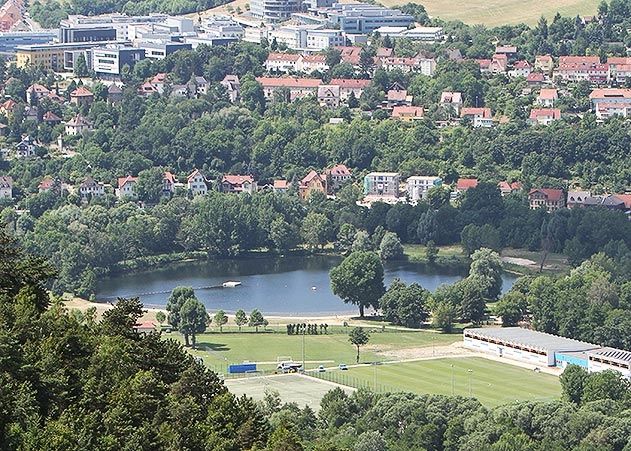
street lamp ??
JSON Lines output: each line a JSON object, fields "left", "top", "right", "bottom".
{"left": 302, "top": 328, "right": 306, "bottom": 372}
{"left": 450, "top": 364, "right": 454, "bottom": 395}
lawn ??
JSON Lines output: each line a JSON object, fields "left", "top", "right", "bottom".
{"left": 169, "top": 329, "right": 460, "bottom": 373}
{"left": 404, "top": 243, "right": 465, "bottom": 263}
{"left": 381, "top": 0, "right": 599, "bottom": 26}
{"left": 312, "top": 357, "right": 561, "bottom": 407}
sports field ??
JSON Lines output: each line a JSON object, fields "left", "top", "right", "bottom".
{"left": 380, "top": 0, "right": 599, "bottom": 26}
{"left": 312, "top": 357, "right": 561, "bottom": 407}
{"left": 170, "top": 328, "right": 460, "bottom": 373}
{"left": 225, "top": 374, "right": 354, "bottom": 409}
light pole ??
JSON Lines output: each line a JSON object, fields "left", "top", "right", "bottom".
{"left": 450, "top": 364, "right": 454, "bottom": 395}
{"left": 373, "top": 362, "right": 377, "bottom": 391}
{"left": 302, "top": 329, "right": 306, "bottom": 372}
{"left": 467, "top": 369, "right": 473, "bottom": 396}
{"left": 432, "top": 336, "right": 435, "bottom": 357}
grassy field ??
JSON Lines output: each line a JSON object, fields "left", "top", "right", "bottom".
{"left": 225, "top": 374, "right": 354, "bottom": 409}
{"left": 313, "top": 357, "right": 561, "bottom": 407}
{"left": 381, "top": 0, "right": 599, "bottom": 26}
{"left": 170, "top": 328, "right": 461, "bottom": 373}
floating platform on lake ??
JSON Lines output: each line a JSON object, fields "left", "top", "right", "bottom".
{"left": 222, "top": 281, "right": 242, "bottom": 288}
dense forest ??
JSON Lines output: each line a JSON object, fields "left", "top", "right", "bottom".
{"left": 1, "top": 234, "right": 631, "bottom": 450}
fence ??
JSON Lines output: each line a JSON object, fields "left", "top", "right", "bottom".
{"left": 310, "top": 368, "right": 399, "bottom": 394}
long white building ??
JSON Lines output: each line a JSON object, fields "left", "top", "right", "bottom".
{"left": 464, "top": 327, "right": 631, "bottom": 379}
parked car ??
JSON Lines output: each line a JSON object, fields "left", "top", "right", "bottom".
{"left": 318, "top": 365, "right": 325, "bottom": 372}
{"left": 339, "top": 364, "right": 348, "bottom": 370}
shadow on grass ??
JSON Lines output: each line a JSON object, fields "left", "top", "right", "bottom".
{"left": 198, "top": 343, "right": 231, "bottom": 352}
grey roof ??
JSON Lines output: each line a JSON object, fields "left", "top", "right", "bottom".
{"left": 465, "top": 327, "right": 600, "bottom": 353}
{"left": 591, "top": 348, "right": 631, "bottom": 363}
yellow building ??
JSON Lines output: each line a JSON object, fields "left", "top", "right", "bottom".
{"left": 16, "top": 41, "right": 125, "bottom": 72}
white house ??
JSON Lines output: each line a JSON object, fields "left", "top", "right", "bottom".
{"left": 187, "top": 169, "right": 208, "bottom": 195}
{"left": 406, "top": 176, "right": 441, "bottom": 202}
{"left": 65, "top": 114, "right": 93, "bottom": 136}
{"left": 440, "top": 91, "right": 463, "bottom": 115}
{"left": 117, "top": 175, "right": 138, "bottom": 198}
{"left": 79, "top": 177, "right": 105, "bottom": 200}
{"left": 461, "top": 107, "right": 493, "bottom": 127}
{"left": 536, "top": 88, "right": 558, "bottom": 107}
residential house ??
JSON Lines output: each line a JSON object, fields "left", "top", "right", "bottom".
{"left": 42, "top": 111, "right": 62, "bottom": 125}
{"left": 24, "top": 106, "right": 38, "bottom": 122}
{"left": 38, "top": 176, "right": 54, "bottom": 192}
{"left": 495, "top": 45, "right": 517, "bottom": 56}
{"left": 221, "top": 174, "right": 257, "bottom": 194}
{"left": 0, "top": 175, "right": 12, "bottom": 199}
{"left": 317, "top": 85, "right": 340, "bottom": 108}
{"left": 299, "top": 170, "right": 326, "bottom": 199}
{"left": 509, "top": 60, "right": 532, "bottom": 78}
{"left": 323, "top": 164, "right": 351, "bottom": 193}
{"left": 537, "top": 88, "right": 558, "bottom": 107}
{"left": 163, "top": 171, "right": 177, "bottom": 196}
{"left": 0, "top": 99, "right": 17, "bottom": 116}
{"left": 26, "top": 83, "right": 50, "bottom": 104}
{"left": 385, "top": 83, "right": 413, "bottom": 107}
{"left": 265, "top": 52, "right": 301, "bottom": 73}
{"left": 566, "top": 190, "right": 591, "bottom": 208}
{"left": 189, "top": 76, "right": 208, "bottom": 96}
{"left": 69, "top": 86, "right": 94, "bottom": 108}
{"left": 606, "top": 56, "right": 631, "bottom": 83}
{"left": 138, "top": 81, "right": 159, "bottom": 96}
{"left": 461, "top": 107, "right": 493, "bottom": 127}
{"left": 477, "top": 59, "right": 491, "bottom": 74}
{"left": 529, "top": 108, "right": 561, "bottom": 125}
{"left": 440, "top": 91, "right": 463, "bottom": 115}
{"left": 335, "top": 46, "right": 362, "bottom": 66}
{"left": 490, "top": 54, "right": 508, "bottom": 74}
{"left": 455, "top": 178, "right": 478, "bottom": 195}
{"left": 379, "top": 56, "right": 435, "bottom": 76}
{"left": 187, "top": 169, "right": 208, "bottom": 196}
{"left": 79, "top": 177, "right": 105, "bottom": 200}
{"left": 555, "top": 56, "right": 608, "bottom": 83}
{"left": 589, "top": 88, "right": 631, "bottom": 119}
{"left": 528, "top": 188, "right": 565, "bottom": 211}
{"left": 220, "top": 75, "right": 240, "bottom": 102}
{"left": 330, "top": 78, "right": 370, "bottom": 101}
{"left": 391, "top": 105, "right": 424, "bottom": 121}
{"left": 498, "top": 181, "right": 522, "bottom": 196}
{"left": 364, "top": 172, "right": 400, "bottom": 198}
{"left": 15, "top": 136, "right": 36, "bottom": 158}
{"left": 534, "top": 55, "right": 554, "bottom": 73}
{"left": 117, "top": 175, "right": 138, "bottom": 198}
{"left": 526, "top": 72, "right": 545, "bottom": 86}
{"left": 107, "top": 84, "right": 123, "bottom": 104}
{"left": 65, "top": 114, "right": 93, "bottom": 135}
{"left": 300, "top": 54, "right": 328, "bottom": 73}
{"left": 255, "top": 77, "right": 321, "bottom": 101}
{"left": 272, "top": 179, "right": 290, "bottom": 194}
{"left": 406, "top": 176, "right": 441, "bottom": 202}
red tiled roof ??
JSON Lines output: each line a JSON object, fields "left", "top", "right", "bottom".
{"left": 222, "top": 174, "right": 254, "bottom": 185}
{"left": 527, "top": 72, "right": 545, "bottom": 82}
{"left": 498, "top": 181, "right": 522, "bottom": 191}
{"left": 461, "top": 107, "right": 492, "bottom": 118}
{"left": 538, "top": 88, "right": 558, "bottom": 100}
{"left": 1, "top": 99, "right": 17, "bottom": 110}
{"left": 495, "top": 45, "right": 517, "bottom": 53}
{"left": 267, "top": 52, "right": 301, "bottom": 62}
{"left": 392, "top": 105, "right": 424, "bottom": 118}
{"left": 66, "top": 114, "right": 92, "bottom": 126}
{"left": 187, "top": 169, "right": 203, "bottom": 181}
{"left": 387, "top": 89, "right": 408, "bottom": 101}
{"left": 255, "top": 77, "right": 321, "bottom": 88}
{"left": 27, "top": 83, "right": 49, "bottom": 94}
{"left": 273, "top": 179, "right": 289, "bottom": 189}
{"left": 529, "top": 188, "right": 563, "bottom": 201}
{"left": 324, "top": 164, "right": 351, "bottom": 176}
{"left": 42, "top": 111, "right": 61, "bottom": 122}
{"left": 330, "top": 78, "right": 371, "bottom": 88}
{"left": 301, "top": 170, "right": 322, "bottom": 186}
{"left": 607, "top": 57, "right": 631, "bottom": 65}
{"left": 536, "top": 54, "right": 553, "bottom": 62}
{"left": 164, "top": 171, "right": 177, "bottom": 184}
{"left": 151, "top": 73, "right": 167, "bottom": 84}
{"left": 476, "top": 59, "right": 491, "bottom": 68}
{"left": 529, "top": 108, "right": 561, "bottom": 119}
{"left": 613, "top": 194, "right": 631, "bottom": 209}
{"left": 117, "top": 176, "right": 137, "bottom": 189}
{"left": 70, "top": 86, "right": 93, "bottom": 97}
{"left": 39, "top": 176, "right": 54, "bottom": 190}
{"left": 456, "top": 178, "right": 478, "bottom": 190}
{"left": 376, "top": 47, "right": 393, "bottom": 58}
{"left": 302, "top": 54, "right": 326, "bottom": 63}
{"left": 513, "top": 60, "right": 531, "bottom": 69}
{"left": 589, "top": 88, "right": 631, "bottom": 99}
{"left": 559, "top": 56, "right": 600, "bottom": 65}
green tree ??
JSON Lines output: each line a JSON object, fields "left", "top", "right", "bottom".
{"left": 166, "top": 286, "right": 196, "bottom": 346}
{"left": 379, "top": 279, "right": 430, "bottom": 328}
{"left": 74, "top": 53, "right": 89, "bottom": 77}
{"left": 336, "top": 223, "right": 357, "bottom": 255}
{"left": 155, "top": 311, "right": 166, "bottom": 323}
{"left": 179, "top": 297, "right": 208, "bottom": 348}
{"left": 349, "top": 327, "right": 370, "bottom": 363}
{"left": 379, "top": 232, "right": 404, "bottom": 261}
{"left": 249, "top": 309, "right": 266, "bottom": 332}
{"left": 270, "top": 216, "right": 298, "bottom": 252}
{"left": 213, "top": 309, "right": 228, "bottom": 332}
{"left": 136, "top": 167, "right": 165, "bottom": 204}
{"left": 461, "top": 224, "right": 501, "bottom": 256}
{"left": 330, "top": 251, "right": 385, "bottom": 317}
{"left": 560, "top": 364, "right": 588, "bottom": 404}
{"left": 301, "top": 212, "right": 331, "bottom": 249}
{"left": 235, "top": 309, "right": 248, "bottom": 331}
{"left": 495, "top": 291, "right": 527, "bottom": 326}
{"left": 581, "top": 370, "right": 630, "bottom": 403}
{"left": 469, "top": 248, "right": 504, "bottom": 300}
{"left": 432, "top": 301, "right": 457, "bottom": 332}
{"left": 425, "top": 240, "right": 438, "bottom": 264}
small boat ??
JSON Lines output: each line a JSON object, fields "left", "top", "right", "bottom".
{"left": 222, "top": 281, "right": 242, "bottom": 288}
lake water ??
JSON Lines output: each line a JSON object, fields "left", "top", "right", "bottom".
{"left": 96, "top": 255, "right": 518, "bottom": 316}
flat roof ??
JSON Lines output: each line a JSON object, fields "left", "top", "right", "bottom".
{"left": 465, "top": 327, "right": 600, "bottom": 353}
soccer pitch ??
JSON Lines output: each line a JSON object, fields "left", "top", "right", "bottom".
{"left": 225, "top": 374, "right": 354, "bottom": 410}
{"left": 312, "top": 357, "right": 561, "bottom": 407}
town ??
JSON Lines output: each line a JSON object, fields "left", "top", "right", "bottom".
{"left": 0, "top": 0, "right": 630, "bottom": 449}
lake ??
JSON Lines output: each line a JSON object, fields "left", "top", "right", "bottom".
{"left": 96, "top": 255, "right": 518, "bottom": 316}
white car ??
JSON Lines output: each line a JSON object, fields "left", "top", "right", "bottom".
{"left": 317, "top": 365, "right": 325, "bottom": 372}
{"left": 339, "top": 364, "right": 348, "bottom": 371}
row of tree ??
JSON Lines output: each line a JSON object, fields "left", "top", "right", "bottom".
{"left": 286, "top": 323, "right": 329, "bottom": 335}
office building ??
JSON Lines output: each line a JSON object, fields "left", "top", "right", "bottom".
{"left": 373, "top": 25, "right": 443, "bottom": 42}
{"left": 139, "top": 41, "right": 192, "bottom": 59}
{"left": 92, "top": 45, "right": 145, "bottom": 77}
{"left": 406, "top": 176, "right": 441, "bottom": 202}
{"left": 16, "top": 41, "right": 124, "bottom": 71}
{"left": 250, "top": 0, "right": 302, "bottom": 22}
{"left": 325, "top": 4, "right": 414, "bottom": 34}
{"left": 364, "top": 172, "right": 400, "bottom": 197}
{"left": 0, "top": 30, "right": 57, "bottom": 53}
